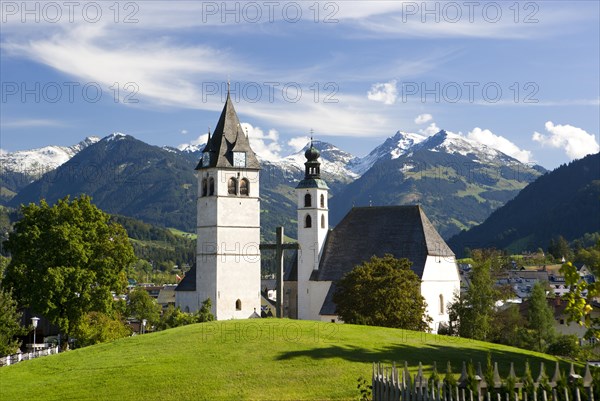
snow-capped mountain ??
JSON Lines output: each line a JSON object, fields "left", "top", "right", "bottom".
{"left": 414, "top": 130, "right": 522, "bottom": 165}
{"left": 1, "top": 136, "right": 100, "bottom": 179}
{"left": 348, "top": 131, "right": 426, "bottom": 175}
{"left": 271, "top": 140, "right": 361, "bottom": 182}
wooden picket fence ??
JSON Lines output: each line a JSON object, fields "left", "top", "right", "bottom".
{"left": 372, "top": 360, "right": 596, "bottom": 401}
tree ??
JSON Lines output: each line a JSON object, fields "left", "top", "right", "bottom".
{"left": 527, "top": 281, "right": 555, "bottom": 352}
{"left": 127, "top": 287, "right": 161, "bottom": 326}
{"left": 3, "top": 196, "right": 136, "bottom": 340}
{"left": 333, "top": 254, "right": 431, "bottom": 331}
{"left": 561, "top": 239, "right": 600, "bottom": 338}
{"left": 451, "top": 249, "right": 502, "bottom": 341}
{"left": 548, "top": 236, "right": 574, "bottom": 261}
{"left": 156, "top": 298, "right": 214, "bottom": 331}
{"left": 0, "top": 289, "right": 27, "bottom": 356}
{"left": 71, "top": 311, "right": 131, "bottom": 347}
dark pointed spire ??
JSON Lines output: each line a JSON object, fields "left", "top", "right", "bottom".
{"left": 196, "top": 82, "right": 260, "bottom": 170}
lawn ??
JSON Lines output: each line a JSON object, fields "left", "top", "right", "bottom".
{"left": 0, "top": 319, "right": 563, "bottom": 401}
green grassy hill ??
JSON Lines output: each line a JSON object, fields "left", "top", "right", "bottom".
{"left": 0, "top": 320, "right": 562, "bottom": 401}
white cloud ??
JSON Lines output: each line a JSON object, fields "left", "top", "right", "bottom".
{"left": 467, "top": 127, "right": 532, "bottom": 163}
{"left": 181, "top": 129, "right": 188, "bottom": 135}
{"left": 367, "top": 80, "right": 398, "bottom": 105}
{"left": 532, "top": 121, "right": 599, "bottom": 160}
{"left": 414, "top": 113, "right": 433, "bottom": 125}
{"left": 0, "top": 149, "right": 7, "bottom": 155}
{"left": 418, "top": 122, "right": 441, "bottom": 136}
{"left": 240, "top": 122, "right": 282, "bottom": 161}
{"left": 287, "top": 136, "right": 311, "bottom": 152}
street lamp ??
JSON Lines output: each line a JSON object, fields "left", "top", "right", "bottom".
{"left": 31, "top": 317, "right": 40, "bottom": 346}
{"left": 141, "top": 319, "right": 147, "bottom": 334}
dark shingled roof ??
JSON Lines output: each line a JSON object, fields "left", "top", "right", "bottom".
{"left": 319, "top": 283, "right": 338, "bottom": 315}
{"left": 314, "top": 206, "right": 454, "bottom": 282}
{"left": 174, "top": 264, "right": 196, "bottom": 292}
{"left": 283, "top": 250, "right": 298, "bottom": 282}
{"left": 196, "top": 91, "right": 260, "bottom": 170}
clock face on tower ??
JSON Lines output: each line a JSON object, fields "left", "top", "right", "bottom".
{"left": 202, "top": 152, "right": 210, "bottom": 167}
{"left": 233, "top": 152, "right": 246, "bottom": 167}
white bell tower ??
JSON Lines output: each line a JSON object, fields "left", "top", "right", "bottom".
{"left": 176, "top": 88, "right": 261, "bottom": 320}
{"left": 296, "top": 139, "right": 329, "bottom": 320}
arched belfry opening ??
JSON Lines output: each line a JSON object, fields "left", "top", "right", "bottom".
{"left": 240, "top": 178, "right": 249, "bottom": 196}
{"left": 305, "top": 214, "right": 312, "bottom": 228}
{"left": 228, "top": 177, "right": 237, "bottom": 195}
{"left": 304, "top": 193, "right": 312, "bottom": 207}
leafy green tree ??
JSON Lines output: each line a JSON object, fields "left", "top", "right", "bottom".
{"left": 156, "top": 299, "right": 214, "bottom": 331}
{"left": 3, "top": 196, "right": 136, "bottom": 340}
{"left": 451, "top": 249, "right": 502, "bottom": 341}
{"left": 561, "top": 239, "right": 600, "bottom": 337}
{"left": 491, "top": 303, "right": 526, "bottom": 346}
{"left": 127, "top": 287, "right": 161, "bottom": 327}
{"left": 333, "top": 254, "right": 431, "bottom": 331}
{"left": 0, "top": 289, "right": 27, "bottom": 356}
{"left": 71, "top": 311, "right": 131, "bottom": 347}
{"left": 448, "top": 249, "right": 507, "bottom": 341}
{"left": 527, "top": 281, "right": 556, "bottom": 352}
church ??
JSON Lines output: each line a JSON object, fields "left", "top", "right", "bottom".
{"left": 176, "top": 92, "right": 460, "bottom": 332}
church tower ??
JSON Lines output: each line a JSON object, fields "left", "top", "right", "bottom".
{"left": 176, "top": 89, "right": 261, "bottom": 319}
{"left": 296, "top": 140, "right": 329, "bottom": 320}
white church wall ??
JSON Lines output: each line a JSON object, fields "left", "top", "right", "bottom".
{"left": 175, "top": 291, "right": 200, "bottom": 313}
{"left": 216, "top": 254, "right": 261, "bottom": 319}
{"left": 420, "top": 255, "right": 460, "bottom": 333}
{"left": 303, "top": 280, "right": 331, "bottom": 321}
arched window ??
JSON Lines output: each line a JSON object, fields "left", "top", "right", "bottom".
{"left": 321, "top": 214, "right": 325, "bottom": 228}
{"left": 304, "top": 193, "right": 312, "bottom": 207}
{"left": 228, "top": 177, "right": 237, "bottom": 195}
{"left": 320, "top": 194, "right": 325, "bottom": 208}
{"left": 439, "top": 294, "right": 444, "bottom": 315}
{"left": 305, "top": 214, "right": 312, "bottom": 228}
{"left": 235, "top": 299, "right": 242, "bottom": 311}
{"left": 209, "top": 177, "right": 215, "bottom": 196}
{"left": 240, "top": 178, "right": 249, "bottom": 196}
{"left": 201, "top": 179, "right": 207, "bottom": 197}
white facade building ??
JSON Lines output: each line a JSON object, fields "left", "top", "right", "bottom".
{"left": 175, "top": 91, "right": 261, "bottom": 319}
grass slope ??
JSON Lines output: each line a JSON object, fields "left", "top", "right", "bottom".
{"left": 0, "top": 320, "right": 561, "bottom": 401}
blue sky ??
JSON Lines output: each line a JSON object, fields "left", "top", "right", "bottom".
{"left": 1, "top": 1, "right": 598, "bottom": 169}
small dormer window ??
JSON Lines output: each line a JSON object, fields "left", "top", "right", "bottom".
{"left": 304, "top": 194, "right": 312, "bottom": 207}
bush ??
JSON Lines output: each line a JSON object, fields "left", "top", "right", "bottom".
{"left": 71, "top": 312, "right": 131, "bottom": 347}
{"left": 547, "top": 334, "right": 580, "bottom": 358}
